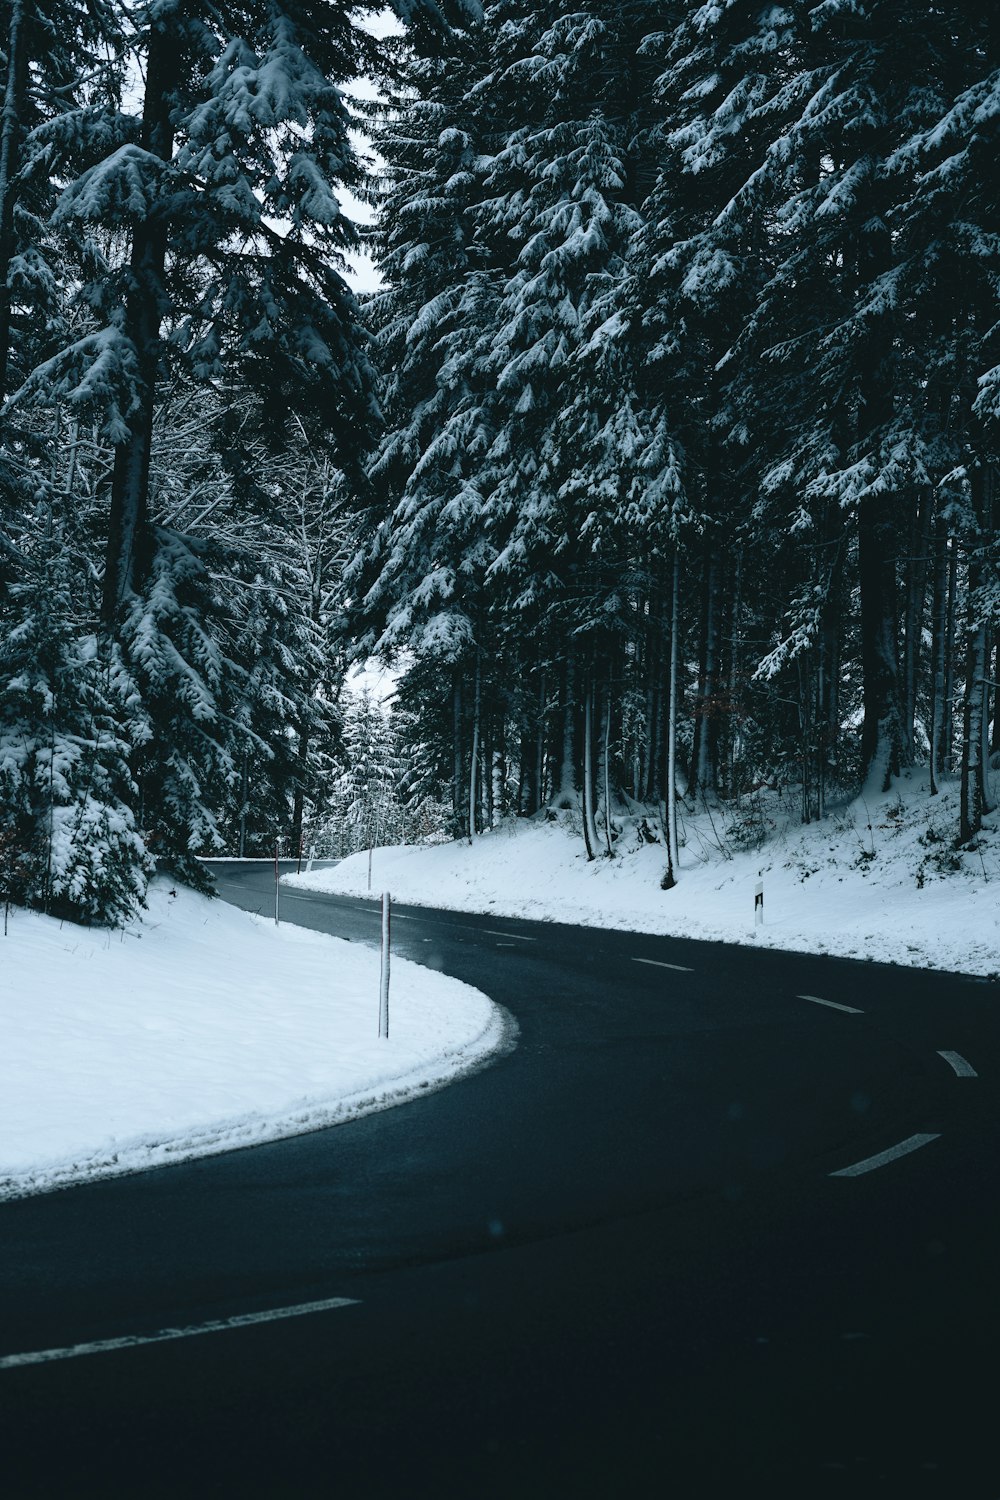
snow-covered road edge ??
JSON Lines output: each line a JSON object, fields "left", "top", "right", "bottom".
{"left": 285, "top": 791, "right": 1000, "bottom": 981}
{"left": 0, "top": 1001, "right": 516, "bottom": 1205}
{"left": 1, "top": 1002, "right": 515, "bottom": 1200}
{"left": 1, "top": 881, "right": 519, "bottom": 1205}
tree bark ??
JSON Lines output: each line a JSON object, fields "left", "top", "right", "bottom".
{"left": 101, "top": 17, "right": 178, "bottom": 630}
{"left": 662, "top": 551, "right": 680, "bottom": 889}
{"left": 451, "top": 670, "right": 464, "bottom": 838}
{"left": 858, "top": 491, "right": 904, "bottom": 792}
{"left": 582, "top": 677, "right": 599, "bottom": 861}
{"left": 928, "top": 516, "right": 950, "bottom": 796}
{"left": 960, "top": 463, "right": 995, "bottom": 841}
{"left": 0, "top": 0, "right": 29, "bottom": 401}
{"left": 557, "top": 652, "right": 576, "bottom": 806}
{"left": 468, "top": 650, "right": 480, "bottom": 843}
{"left": 902, "top": 487, "right": 931, "bottom": 764}
{"left": 690, "top": 542, "right": 720, "bottom": 803}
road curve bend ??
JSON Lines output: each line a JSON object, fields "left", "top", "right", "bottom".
{"left": 2, "top": 861, "right": 1000, "bottom": 1497}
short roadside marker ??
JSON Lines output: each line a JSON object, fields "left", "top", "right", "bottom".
{"left": 797, "top": 993, "right": 863, "bottom": 1015}
{"left": 830, "top": 1133, "right": 940, "bottom": 1178}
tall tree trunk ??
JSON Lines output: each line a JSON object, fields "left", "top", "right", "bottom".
{"left": 960, "top": 618, "right": 988, "bottom": 843}
{"left": 582, "top": 677, "right": 600, "bottom": 861}
{"left": 902, "top": 487, "right": 931, "bottom": 764}
{"left": 858, "top": 492, "right": 903, "bottom": 791}
{"left": 726, "top": 548, "right": 743, "bottom": 801}
{"left": 943, "top": 532, "right": 959, "bottom": 770}
{"left": 237, "top": 753, "right": 248, "bottom": 858}
{"left": 534, "top": 670, "right": 547, "bottom": 812}
{"left": 468, "top": 651, "right": 480, "bottom": 844}
{"left": 101, "top": 18, "right": 178, "bottom": 630}
{"left": 816, "top": 502, "right": 844, "bottom": 817}
{"left": 690, "top": 542, "right": 720, "bottom": 803}
{"left": 989, "top": 630, "right": 995, "bottom": 756}
{"left": 991, "top": 632, "right": 1000, "bottom": 758}
{"left": 557, "top": 651, "right": 575, "bottom": 806}
{"left": 451, "top": 670, "right": 464, "bottom": 838}
{"left": 928, "top": 516, "right": 950, "bottom": 796}
{"left": 662, "top": 551, "right": 680, "bottom": 889}
{"left": 601, "top": 683, "right": 614, "bottom": 857}
{"left": 290, "top": 727, "right": 309, "bottom": 859}
{"left": 960, "top": 463, "right": 995, "bottom": 841}
{"left": 0, "top": 0, "right": 29, "bottom": 400}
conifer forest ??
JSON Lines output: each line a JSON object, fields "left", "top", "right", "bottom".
{"left": 0, "top": 0, "right": 997, "bottom": 924}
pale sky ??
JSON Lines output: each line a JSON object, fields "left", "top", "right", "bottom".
{"left": 343, "top": 7, "right": 404, "bottom": 296}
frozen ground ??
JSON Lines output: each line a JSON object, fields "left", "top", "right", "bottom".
{"left": 288, "top": 773, "right": 1000, "bottom": 980}
{"left": 0, "top": 882, "right": 509, "bottom": 1201}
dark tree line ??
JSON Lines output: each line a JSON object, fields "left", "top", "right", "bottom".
{"left": 1, "top": 0, "right": 997, "bottom": 923}
{"left": 0, "top": 0, "right": 479, "bottom": 922}
{"left": 354, "top": 0, "right": 1000, "bottom": 877}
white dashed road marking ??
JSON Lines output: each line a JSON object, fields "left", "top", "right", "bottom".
{"left": 0, "top": 1296, "right": 360, "bottom": 1371}
{"left": 483, "top": 930, "right": 535, "bottom": 941}
{"left": 797, "top": 994, "right": 863, "bottom": 1014}
{"left": 631, "top": 958, "right": 693, "bottom": 973}
{"left": 830, "top": 1133, "right": 940, "bottom": 1178}
{"left": 937, "top": 1050, "right": 978, "bottom": 1078}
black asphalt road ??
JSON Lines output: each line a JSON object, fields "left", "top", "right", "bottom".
{"left": 3, "top": 860, "right": 1000, "bottom": 1497}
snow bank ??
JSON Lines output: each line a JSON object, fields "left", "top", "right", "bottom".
{"left": 287, "top": 775, "right": 1000, "bottom": 980}
{"left": 0, "top": 883, "right": 511, "bottom": 1201}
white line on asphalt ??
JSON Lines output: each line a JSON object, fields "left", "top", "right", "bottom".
{"left": 830, "top": 1133, "right": 941, "bottom": 1178}
{"left": 483, "top": 930, "right": 535, "bottom": 941}
{"left": 797, "top": 993, "right": 864, "bottom": 1014}
{"left": 0, "top": 1295, "right": 360, "bottom": 1372}
{"left": 937, "top": 1050, "right": 978, "bottom": 1078}
{"left": 631, "top": 957, "right": 693, "bottom": 973}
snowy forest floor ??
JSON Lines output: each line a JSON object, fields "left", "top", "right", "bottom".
{"left": 0, "top": 883, "right": 507, "bottom": 1201}
{"left": 289, "top": 774, "right": 1000, "bottom": 981}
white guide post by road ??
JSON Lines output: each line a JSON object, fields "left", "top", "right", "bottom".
{"left": 378, "top": 891, "right": 391, "bottom": 1039}
{"left": 754, "top": 879, "right": 764, "bottom": 927}
{"left": 274, "top": 839, "right": 280, "bottom": 926}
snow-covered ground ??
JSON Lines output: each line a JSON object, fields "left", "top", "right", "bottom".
{"left": 288, "top": 774, "right": 1000, "bottom": 980}
{"left": 0, "top": 883, "right": 510, "bottom": 1202}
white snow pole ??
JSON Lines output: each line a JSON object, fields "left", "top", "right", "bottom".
{"left": 755, "top": 878, "right": 764, "bottom": 927}
{"left": 306, "top": 844, "right": 315, "bottom": 874}
{"left": 378, "top": 891, "right": 391, "bottom": 1039}
{"left": 274, "top": 839, "right": 280, "bottom": 926}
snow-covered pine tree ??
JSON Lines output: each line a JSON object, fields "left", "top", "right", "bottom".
{"left": 0, "top": 525, "right": 147, "bottom": 922}
{"left": 886, "top": 13, "right": 1000, "bottom": 839}
{"left": 357, "top": 17, "right": 502, "bottom": 837}
{"left": 10, "top": 0, "right": 479, "bottom": 893}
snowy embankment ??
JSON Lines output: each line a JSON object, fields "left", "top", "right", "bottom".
{"left": 288, "top": 775, "right": 1000, "bottom": 980}
{"left": 0, "top": 883, "right": 510, "bottom": 1202}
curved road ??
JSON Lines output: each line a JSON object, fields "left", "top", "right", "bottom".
{"left": 3, "top": 861, "right": 1000, "bottom": 1495}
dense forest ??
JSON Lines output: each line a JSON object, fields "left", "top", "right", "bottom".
{"left": 1, "top": 0, "right": 997, "bottom": 923}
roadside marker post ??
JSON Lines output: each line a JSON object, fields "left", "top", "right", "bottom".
{"left": 755, "top": 879, "right": 764, "bottom": 927}
{"left": 378, "top": 892, "right": 391, "bottom": 1039}
{"left": 274, "top": 840, "right": 280, "bottom": 927}
{"left": 306, "top": 845, "right": 315, "bottom": 874}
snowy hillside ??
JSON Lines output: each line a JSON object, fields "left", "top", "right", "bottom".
{"left": 288, "top": 776, "right": 1000, "bottom": 981}
{"left": 0, "top": 883, "right": 508, "bottom": 1201}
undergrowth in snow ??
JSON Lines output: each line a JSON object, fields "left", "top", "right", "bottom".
{"left": 0, "top": 882, "right": 511, "bottom": 1201}
{"left": 288, "top": 773, "right": 1000, "bottom": 980}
